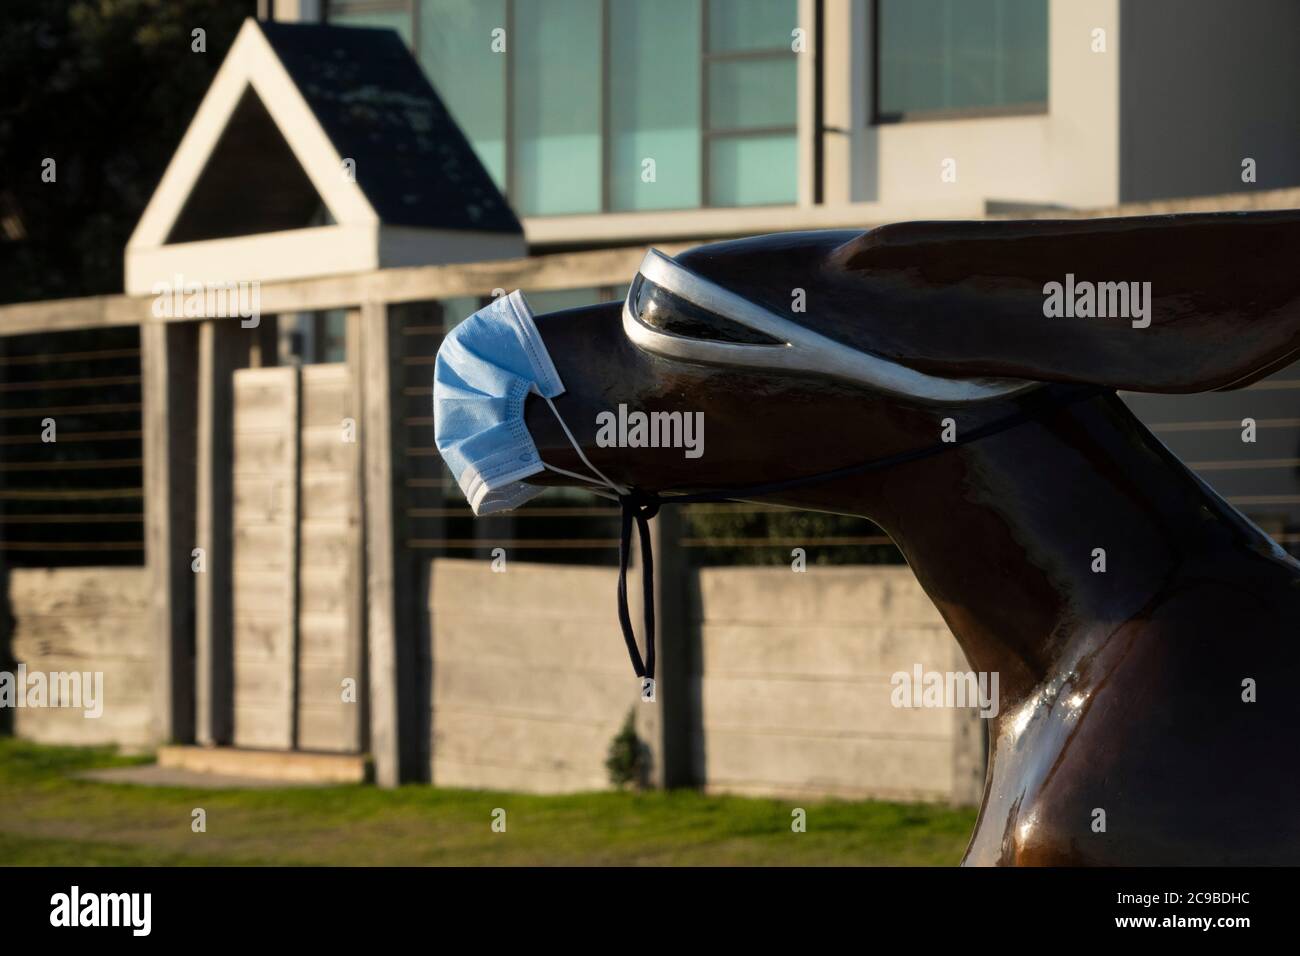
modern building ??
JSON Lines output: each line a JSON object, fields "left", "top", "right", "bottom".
{"left": 317, "top": 0, "right": 1300, "bottom": 224}
{"left": 2, "top": 2, "right": 1297, "bottom": 798}
{"left": 314, "top": 0, "right": 1300, "bottom": 553}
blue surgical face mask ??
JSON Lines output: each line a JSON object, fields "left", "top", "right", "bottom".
{"left": 435, "top": 290, "right": 662, "bottom": 699}
{"left": 434, "top": 290, "right": 626, "bottom": 515}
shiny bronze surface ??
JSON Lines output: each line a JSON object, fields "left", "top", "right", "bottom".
{"left": 521, "top": 214, "right": 1300, "bottom": 865}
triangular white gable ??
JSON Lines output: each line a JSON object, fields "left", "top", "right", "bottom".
{"left": 125, "top": 19, "right": 523, "bottom": 294}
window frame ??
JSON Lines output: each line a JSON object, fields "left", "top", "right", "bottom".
{"left": 870, "top": 0, "right": 1049, "bottom": 126}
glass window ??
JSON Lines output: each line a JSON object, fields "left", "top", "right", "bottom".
{"left": 1000, "top": 0, "right": 1052, "bottom": 105}
{"left": 708, "top": 58, "right": 797, "bottom": 131}
{"left": 418, "top": 0, "right": 507, "bottom": 188}
{"left": 317, "top": 310, "right": 348, "bottom": 363}
{"left": 707, "top": 135, "right": 797, "bottom": 207}
{"left": 438, "top": 296, "right": 482, "bottom": 332}
{"left": 704, "top": 0, "right": 797, "bottom": 206}
{"left": 328, "top": 5, "right": 414, "bottom": 44}
{"left": 512, "top": 0, "right": 602, "bottom": 216}
{"left": 331, "top": 0, "right": 799, "bottom": 213}
{"left": 609, "top": 0, "right": 701, "bottom": 212}
{"left": 876, "top": 0, "right": 1048, "bottom": 120}
{"left": 707, "top": 0, "right": 793, "bottom": 52}
{"left": 523, "top": 287, "right": 604, "bottom": 315}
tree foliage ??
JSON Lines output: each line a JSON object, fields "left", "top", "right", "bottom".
{"left": 0, "top": 0, "right": 255, "bottom": 304}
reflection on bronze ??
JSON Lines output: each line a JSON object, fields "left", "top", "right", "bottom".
{"left": 520, "top": 212, "right": 1300, "bottom": 865}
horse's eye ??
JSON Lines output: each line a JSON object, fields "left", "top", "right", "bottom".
{"left": 628, "top": 275, "right": 784, "bottom": 346}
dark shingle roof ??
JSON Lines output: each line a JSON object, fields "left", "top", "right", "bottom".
{"left": 257, "top": 20, "right": 521, "bottom": 234}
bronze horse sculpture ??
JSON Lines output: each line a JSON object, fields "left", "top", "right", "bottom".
{"left": 438, "top": 211, "right": 1300, "bottom": 865}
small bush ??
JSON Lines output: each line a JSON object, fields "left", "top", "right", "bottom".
{"left": 605, "top": 709, "right": 649, "bottom": 789}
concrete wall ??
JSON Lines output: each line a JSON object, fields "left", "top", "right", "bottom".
{"left": 425, "top": 559, "right": 642, "bottom": 793}
{"left": 693, "top": 566, "right": 985, "bottom": 803}
{"left": 1119, "top": 0, "right": 1300, "bottom": 202}
{"left": 3, "top": 567, "right": 154, "bottom": 750}
{"left": 424, "top": 558, "right": 986, "bottom": 804}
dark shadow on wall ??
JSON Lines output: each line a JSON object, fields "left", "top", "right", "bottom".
{"left": 683, "top": 568, "right": 706, "bottom": 789}
{"left": 0, "top": 563, "right": 12, "bottom": 735}
{"left": 416, "top": 558, "right": 433, "bottom": 783}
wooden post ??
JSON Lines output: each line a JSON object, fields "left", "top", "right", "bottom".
{"left": 284, "top": 367, "right": 302, "bottom": 749}
{"left": 344, "top": 309, "right": 368, "bottom": 752}
{"left": 194, "top": 320, "right": 246, "bottom": 745}
{"left": 360, "top": 301, "right": 417, "bottom": 785}
{"left": 141, "top": 320, "right": 199, "bottom": 745}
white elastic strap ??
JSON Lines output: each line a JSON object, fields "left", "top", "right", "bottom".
{"left": 542, "top": 463, "right": 621, "bottom": 501}
{"left": 541, "top": 395, "right": 630, "bottom": 497}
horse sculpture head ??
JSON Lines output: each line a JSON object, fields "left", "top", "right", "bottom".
{"left": 518, "top": 213, "right": 1300, "bottom": 498}
{"left": 435, "top": 211, "right": 1300, "bottom": 865}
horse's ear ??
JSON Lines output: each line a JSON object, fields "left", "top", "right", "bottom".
{"left": 826, "top": 211, "right": 1300, "bottom": 393}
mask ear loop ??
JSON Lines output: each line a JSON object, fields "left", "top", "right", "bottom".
{"left": 535, "top": 398, "right": 631, "bottom": 502}
{"left": 539, "top": 395, "right": 629, "bottom": 497}
{"left": 538, "top": 395, "right": 656, "bottom": 701}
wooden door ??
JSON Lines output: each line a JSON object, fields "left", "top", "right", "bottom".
{"left": 295, "top": 363, "right": 364, "bottom": 752}
{"left": 230, "top": 366, "right": 299, "bottom": 749}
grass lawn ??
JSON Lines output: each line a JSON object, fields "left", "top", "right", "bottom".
{"left": 0, "top": 738, "right": 976, "bottom": 866}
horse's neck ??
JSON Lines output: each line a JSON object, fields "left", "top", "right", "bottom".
{"left": 821, "top": 393, "right": 1275, "bottom": 709}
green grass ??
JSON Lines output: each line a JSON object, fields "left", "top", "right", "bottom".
{"left": 0, "top": 738, "right": 976, "bottom": 866}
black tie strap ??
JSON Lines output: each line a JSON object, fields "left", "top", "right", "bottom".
{"left": 616, "top": 494, "right": 659, "bottom": 691}
{"left": 607, "top": 385, "right": 1107, "bottom": 699}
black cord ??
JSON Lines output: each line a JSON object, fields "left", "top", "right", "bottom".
{"left": 612, "top": 384, "right": 1106, "bottom": 687}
